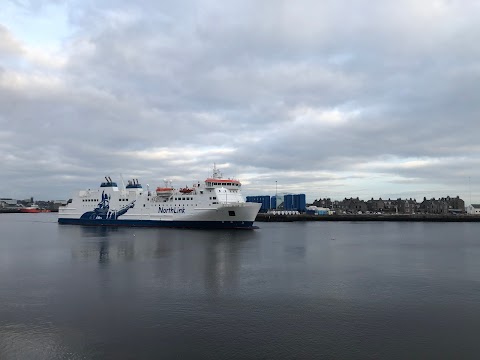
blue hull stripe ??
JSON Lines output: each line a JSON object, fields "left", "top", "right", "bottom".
{"left": 58, "top": 218, "right": 257, "bottom": 229}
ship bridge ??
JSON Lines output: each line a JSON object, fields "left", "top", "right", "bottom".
{"left": 204, "top": 165, "right": 241, "bottom": 191}
{"left": 214, "top": 187, "right": 244, "bottom": 204}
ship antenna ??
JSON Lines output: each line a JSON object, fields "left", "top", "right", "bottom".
{"left": 212, "top": 163, "right": 222, "bottom": 179}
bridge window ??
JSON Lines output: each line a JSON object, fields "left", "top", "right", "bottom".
{"left": 229, "top": 211, "right": 236, "bottom": 216}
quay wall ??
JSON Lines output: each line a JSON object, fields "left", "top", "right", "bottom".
{"left": 256, "top": 213, "right": 480, "bottom": 222}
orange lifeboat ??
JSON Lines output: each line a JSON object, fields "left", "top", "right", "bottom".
{"left": 179, "top": 187, "right": 194, "bottom": 194}
{"left": 156, "top": 187, "right": 174, "bottom": 195}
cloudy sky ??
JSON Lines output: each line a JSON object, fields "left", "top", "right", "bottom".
{"left": 1, "top": 0, "right": 480, "bottom": 203}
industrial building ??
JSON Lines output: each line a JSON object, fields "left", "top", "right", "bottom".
{"left": 247, "top": 194, "right": 306, "bottom": 213}
{"left": 284, "top": 194, "right": 306, "bottom": 212}
{"left": 245, "top": 196, "right": 271, "bottom": 213}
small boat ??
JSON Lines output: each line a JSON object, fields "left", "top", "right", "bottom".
{"left": 20, "top": 204, "right": 51, "bottom": 213}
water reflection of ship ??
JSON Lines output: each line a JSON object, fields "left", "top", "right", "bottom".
{"left": 204, "top": 231, "right": 257, "bottom": 294}
{"left": 67, "top": 226, "right": 135, "bottom": 263}
{"left": 66, "top": 225, "right": 258, "bottom": 293}
{"left": 79, "top": 226, "right": 119, "bottom": 237}
{"left": 98, "top": 239, "right": 109, "bottom": 264}
{"left": 69, "top": 227, "right": 176, "bottom": 263}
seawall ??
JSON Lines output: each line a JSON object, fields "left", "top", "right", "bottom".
{"left": 256, "top": 213, "right": 480, "bottom": 222}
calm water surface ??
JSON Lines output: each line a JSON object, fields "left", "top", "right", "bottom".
{"left": 1, "top": 213, "right": 480, "bottom": 359}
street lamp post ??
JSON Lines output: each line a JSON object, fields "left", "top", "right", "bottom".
{"left": 275, "top": 181, "right": 278, "bottom": 209}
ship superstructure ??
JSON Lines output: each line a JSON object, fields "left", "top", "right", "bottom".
{"left": 58, "top": 166, "right": 261, "bottom": 229}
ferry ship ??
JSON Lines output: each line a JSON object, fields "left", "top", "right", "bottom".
{"left": 58, "top": 166, "right": 261, "bottom": 229}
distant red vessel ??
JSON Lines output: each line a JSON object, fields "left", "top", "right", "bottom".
{"left": 20, "top": 205, "right": 51, "bottom": 213}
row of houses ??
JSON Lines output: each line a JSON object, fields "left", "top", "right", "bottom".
{"left": 312, "top": 196, "right": 466, "bottom": 214}
{"left": 246, "top": 193, "right": 469, "bottom": 215}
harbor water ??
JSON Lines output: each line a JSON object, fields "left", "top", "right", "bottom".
{"left": 1, "top": 213, "right": 480, "bottom": 359}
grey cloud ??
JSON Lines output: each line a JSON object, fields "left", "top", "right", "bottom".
{"left": 0, "top": 24, "right": 23, "bottom": 60}
{"left": 1, "top": 0, "right": 480, "bottom": 201}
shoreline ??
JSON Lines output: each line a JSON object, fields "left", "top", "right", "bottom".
{"left": 0, "top": 209, "right": 57, "bottom": 213}
{"left": 256, "top": 213, "right": 480, "bottom": 222}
